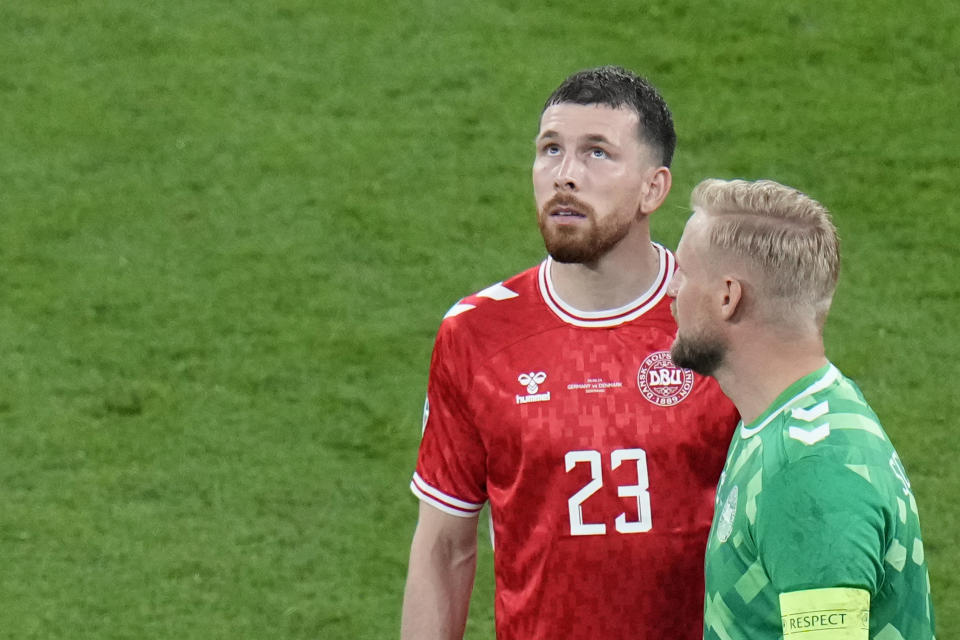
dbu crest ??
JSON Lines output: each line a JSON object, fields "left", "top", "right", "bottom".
{"left": 637, "top": 351, "right": 694, "bottom": 406}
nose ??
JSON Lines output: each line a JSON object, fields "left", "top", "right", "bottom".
{"left": 554, "top": 154, "right": 580, "bottom": 191}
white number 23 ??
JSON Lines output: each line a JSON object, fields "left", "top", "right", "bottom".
{"left": 564, "top": 448, "right": 652, "bottom": 536}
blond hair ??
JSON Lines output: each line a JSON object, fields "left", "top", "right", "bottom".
{"left": 691, "top": 178, "right": 840, "bottom": 325}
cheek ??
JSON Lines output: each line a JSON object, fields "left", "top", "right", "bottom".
{"left": 605, "top": 174, "right": 647, "bottom": 209}
{"left": 678, "top": 287, "right": 707, "bottom": 322}
{"left": 532, "top": 163, "right": 553, "bottom": 192}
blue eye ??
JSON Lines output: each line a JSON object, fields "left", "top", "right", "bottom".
{"left": 545, "top": 145, "right": 561, "bottom": 156}
{"left": 591, "top": 148, "right": 608, "bottom": 159}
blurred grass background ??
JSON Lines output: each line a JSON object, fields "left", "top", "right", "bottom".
{"left": 0, "top": 1, "right": 957, "bottom": 637}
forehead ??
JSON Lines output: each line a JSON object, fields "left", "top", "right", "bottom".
{"left": 537, "top": 103, "right": 641, "bottom": 142}
{"left": 677, "top": 210, "right": 712, "bottom": 261}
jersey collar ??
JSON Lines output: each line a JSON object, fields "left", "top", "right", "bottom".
{"left": 739, "top": 363, "right": 839, "bottom": 438}
{"left": 537, "top": 243, "right": 673, "bottom": 328}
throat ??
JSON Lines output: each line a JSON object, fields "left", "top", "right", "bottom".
{"left": 548, "top": 244, "right": 661, "bottom": 312}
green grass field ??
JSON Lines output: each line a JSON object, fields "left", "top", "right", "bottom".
{"left": 1, "top": 1, "right": 957, "bottom": 638}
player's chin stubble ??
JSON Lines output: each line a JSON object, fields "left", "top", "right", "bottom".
{"left": 670, "top": 330, "right": 727, "bottom": 377}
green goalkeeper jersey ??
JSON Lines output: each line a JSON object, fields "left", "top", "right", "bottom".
{"left": 704, "top": 363, "right": 936, "bottom": 640}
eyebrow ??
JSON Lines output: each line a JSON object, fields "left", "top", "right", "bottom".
{"left": 583, "top": 134, "right": 613, "bottom": 146}
{"left": 535, "top": 131, "right": 615, "bottom": 146}
{"left": 535, "top": 130, "right": 560, "bottom": 143}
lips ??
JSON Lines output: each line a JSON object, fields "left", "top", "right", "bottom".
{"left": 550, "top": 208, "right": 586, "bottom": 218}
{"left": 549, "top": 201, "right": 588, "bottom": 219}
{"left": 542, "top": 194, "right": 593, "bottom": 223}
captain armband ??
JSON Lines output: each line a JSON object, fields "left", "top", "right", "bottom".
{"left": 779, "top": 587, "right": 869, "bottom": 639}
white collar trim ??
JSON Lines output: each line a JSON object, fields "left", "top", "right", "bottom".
{"left": 537, "top": 243, "right": 673, "bottom": 328}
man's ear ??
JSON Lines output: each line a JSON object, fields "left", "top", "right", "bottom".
{"left": 720, "top": 277, "right": 743, "bottom": 321}
{"left": 639, "top": 166, "right": 672, "bottom": 215}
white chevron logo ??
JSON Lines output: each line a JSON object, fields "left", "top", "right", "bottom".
{"left": 442, "top": 283, "right": 518, "bottom": 319}
{"left": 791, "top": 401, "right": 829, "bottom": 422}
{"left": 788, "top": 423, "right": 831, "bottom": 445}
{"left": 443, "top": 303, "right": 475, "bottom": 318}
{"left": 476, "top": 283, "right": 518, "bottom": 301}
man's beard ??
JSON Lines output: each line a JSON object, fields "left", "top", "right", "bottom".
{"left": 537, "top": 195, "right": 632, "bottom": 264}
{"left": 670, "top": 328, "right": 727, "bottom": 377}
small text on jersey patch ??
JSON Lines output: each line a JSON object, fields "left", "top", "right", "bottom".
{"left": 566, "top": 377, "right": 623, "bottom": 394}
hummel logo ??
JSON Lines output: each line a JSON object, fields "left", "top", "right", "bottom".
{"left": 518, "top": 372, "right": 547, "bottom": 394}
{"left": 516, "top": 372, "right": 550, "bottom": 405}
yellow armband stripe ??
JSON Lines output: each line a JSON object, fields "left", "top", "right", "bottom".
{"left": 779, "top": 587, "right": 869, "bottom": 639}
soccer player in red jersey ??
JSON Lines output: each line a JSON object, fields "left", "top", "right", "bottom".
{"left": 400, "top": 66, "right": 739, "bottom": 640}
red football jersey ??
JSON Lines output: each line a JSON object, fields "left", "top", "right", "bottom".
{"left": 412, "top": 245, "right": 739, "bottom": 639}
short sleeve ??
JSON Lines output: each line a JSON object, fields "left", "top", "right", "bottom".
{"left": 757, "top": 456, "right": 886, "bottom": 595}
{"left": 410, "top": 321, "right": 488, "bottom": 517}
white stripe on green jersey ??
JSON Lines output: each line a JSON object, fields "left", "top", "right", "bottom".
{"left": 704, "top": 363, "right": 936, "bottom": 640}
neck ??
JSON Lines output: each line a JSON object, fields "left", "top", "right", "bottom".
{"left": 548, "top": 226, "right": 660, "bottom": 311}
{"left": 712, "top": 329, "right": 829, "bottom": 425}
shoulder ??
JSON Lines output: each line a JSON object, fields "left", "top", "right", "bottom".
{"left": 439, "top": 264, "right": 540, "bottom": 325}
{"left": 778, "top": 374, "right": 886, "bottom": 460}
{"left": 432, "top": 263, "right": 550, "bottom": 353}
{"left": 762, "top": 373, "right": 892, "bottom": 511}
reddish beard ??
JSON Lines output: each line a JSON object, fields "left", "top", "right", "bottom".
{"left": 537, "top": 194, "right": 633, "bottom": 264}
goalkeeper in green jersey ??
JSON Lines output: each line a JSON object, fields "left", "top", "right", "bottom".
{"left": 666, "top": 178, "right": 936, "bottom": 640}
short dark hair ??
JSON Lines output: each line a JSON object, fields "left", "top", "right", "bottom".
{"left": 543, "top": 65, "right": 677, "bottom": 168}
